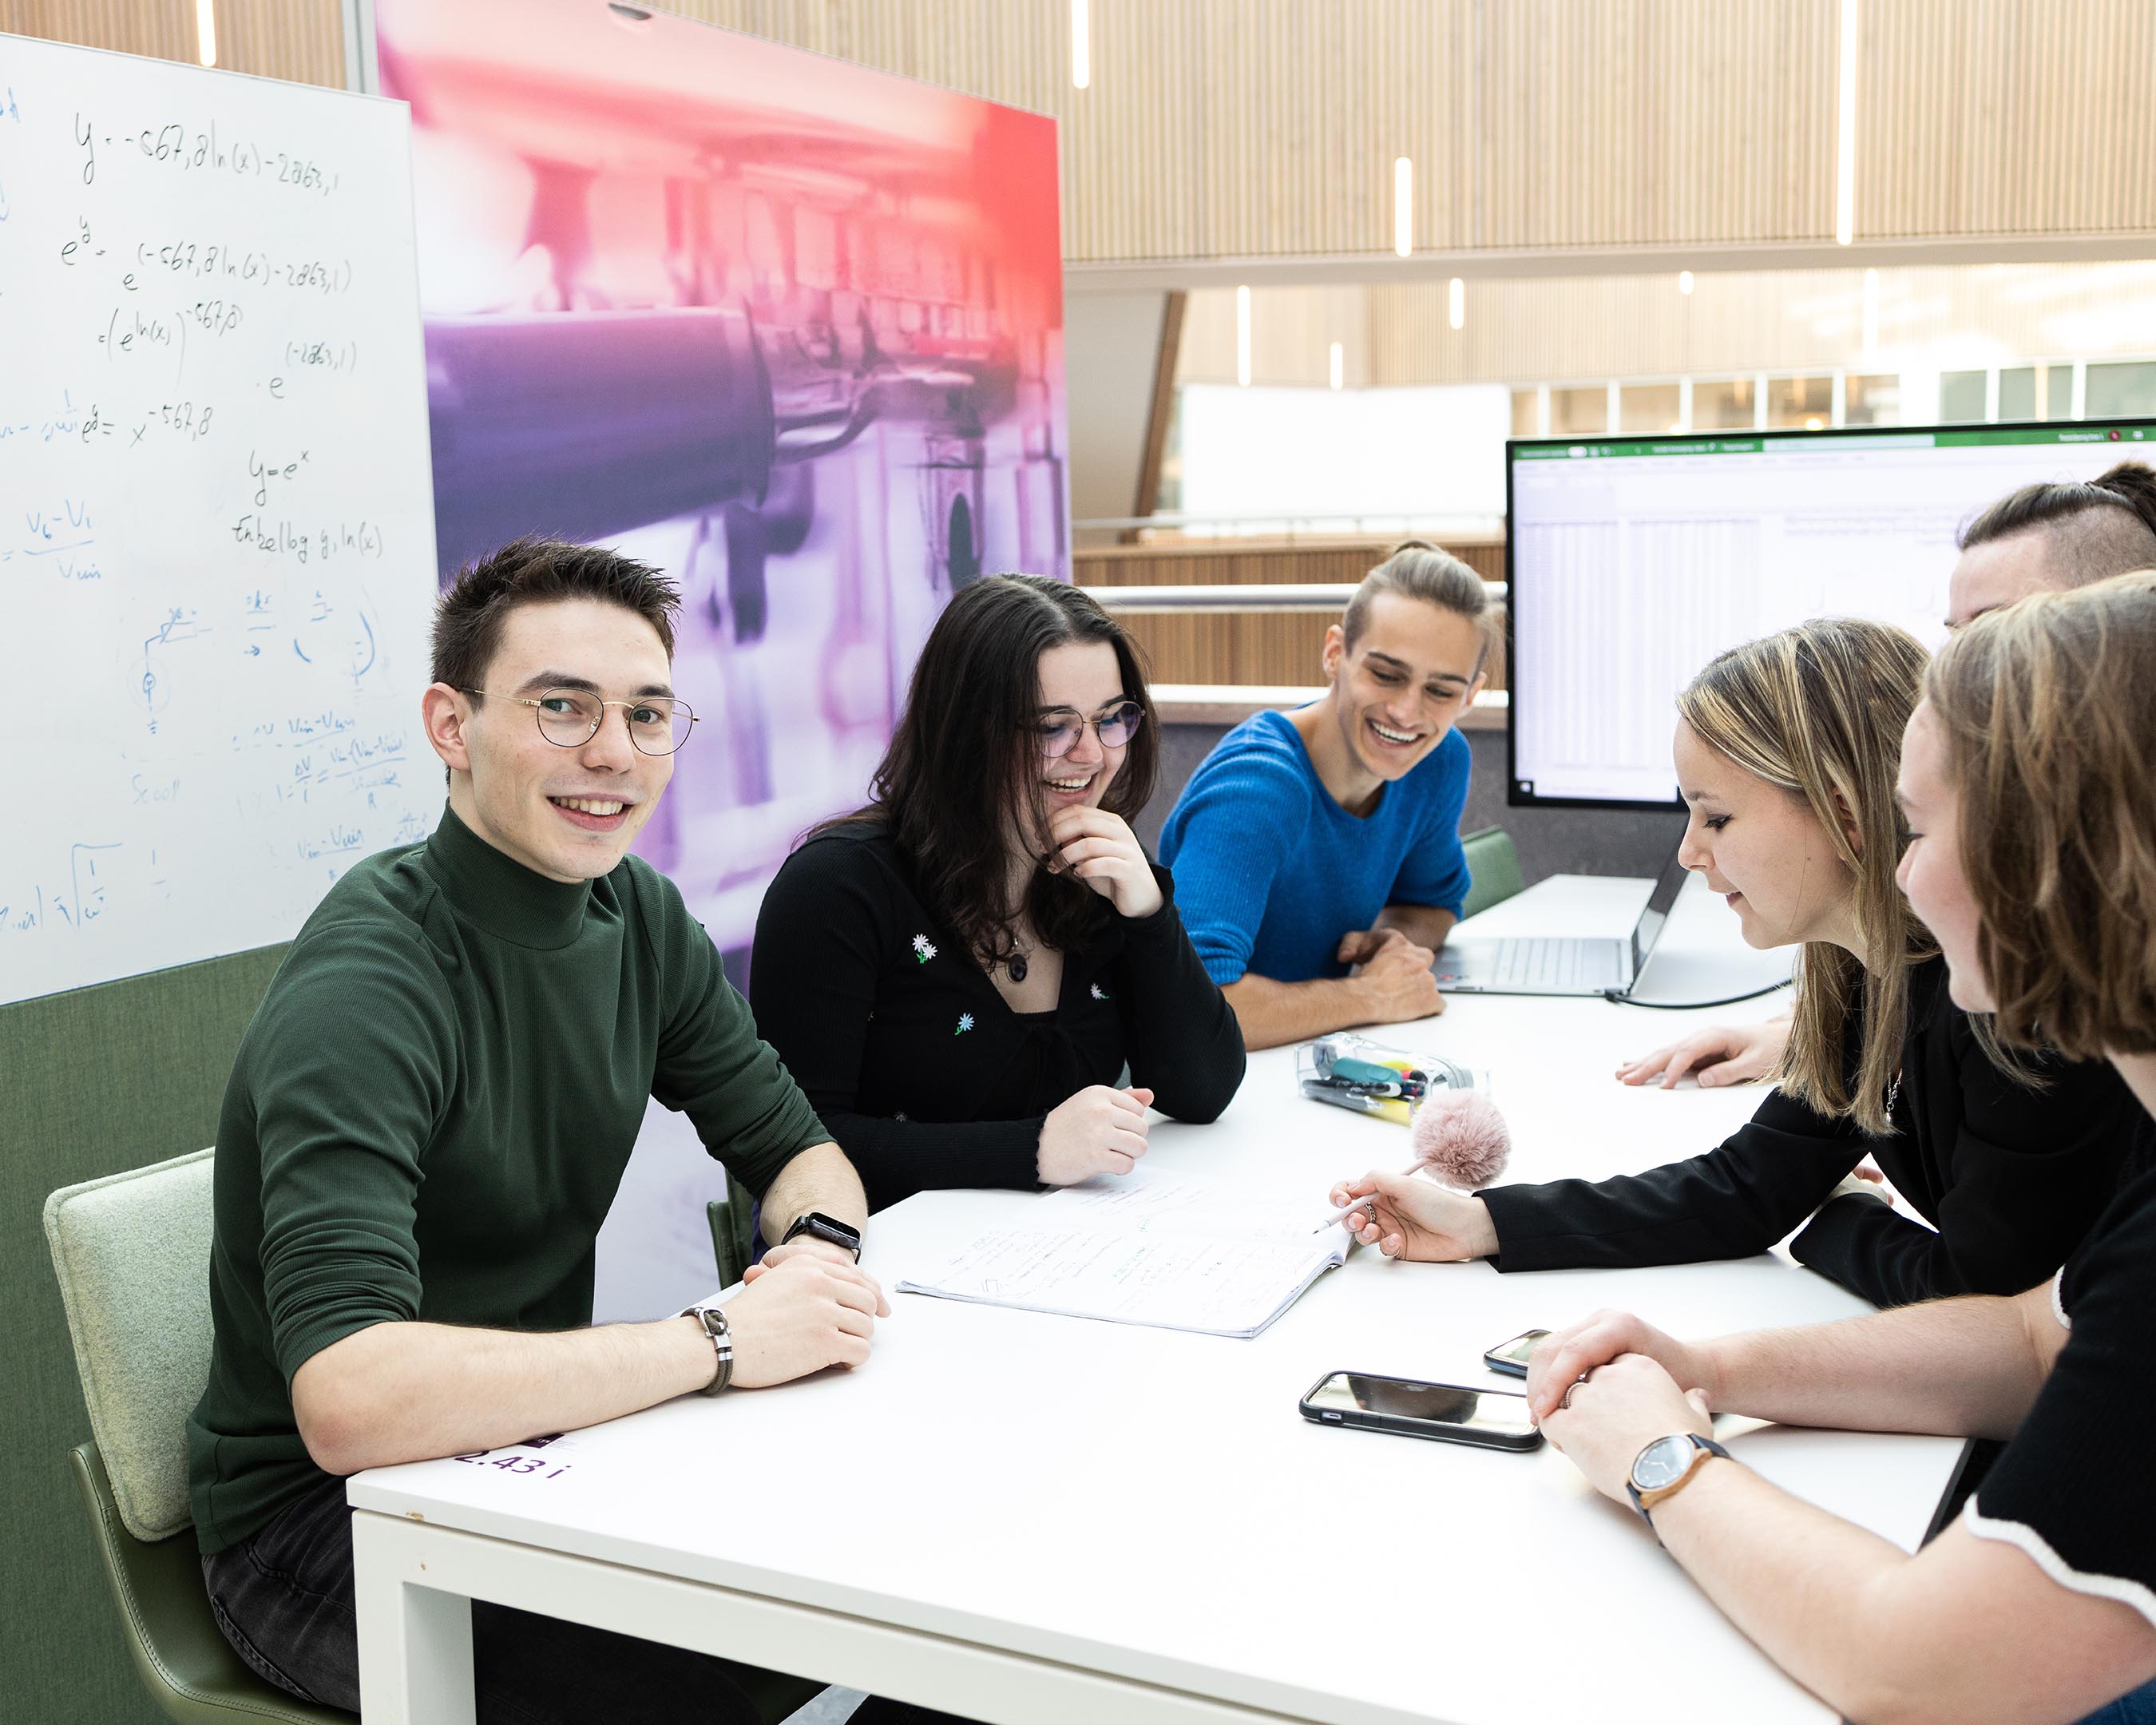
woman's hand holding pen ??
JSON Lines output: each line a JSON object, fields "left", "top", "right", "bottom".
{"left": 1044, "top": 807, "right": 1163, "bottom": 920}
{"left": 1327, "top": 1168, "right": 1498, "bottom": 1261}
{"left": 1038, "top": 1085, "right": 1155, "bottom": 1184}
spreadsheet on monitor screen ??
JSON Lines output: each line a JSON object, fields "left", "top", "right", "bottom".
{"left": 1506, "top": 424, "right": 2156, "bottom": 807}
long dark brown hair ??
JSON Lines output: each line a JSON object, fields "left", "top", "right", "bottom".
{"left": 822, "top": 574, "right": 1159, "bottom": 969}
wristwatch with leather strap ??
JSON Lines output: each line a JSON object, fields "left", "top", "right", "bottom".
{"left": 1627, "top": 1432, "right": 1733, "bottom": 1539}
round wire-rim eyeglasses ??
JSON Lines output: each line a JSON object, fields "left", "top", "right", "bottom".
{"left": 462, "top": 686, "right": 699, "bottom": 757}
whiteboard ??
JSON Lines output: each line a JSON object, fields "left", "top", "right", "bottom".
{"left": 0, "top": 34, "right": 438, "bottom": 1006}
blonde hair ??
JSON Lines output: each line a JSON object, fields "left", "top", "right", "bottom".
{"left": 1924, "top": 570, "right": 2156, "bottom": 1059}
{"left": 1342, "top": 539, "right": 1496, "bottom": 674}
{"left": 1678, "top": 620, "right": 1935, "bottom": 1133}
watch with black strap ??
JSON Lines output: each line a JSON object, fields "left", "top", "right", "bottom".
{"left": 781, "top": 1210, "right": 863, "bottom": 1261}
{"left": 1626, "top": 1432, "right": 1734, "bottom": 1539}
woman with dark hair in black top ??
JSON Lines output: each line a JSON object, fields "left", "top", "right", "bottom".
{"left": 751, "top": 575, "right": 1244, "bottom": 1213}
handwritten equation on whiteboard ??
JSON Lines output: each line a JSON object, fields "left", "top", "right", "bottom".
{"left": 0, "top": 35, "right": 438, "bottom": 1005}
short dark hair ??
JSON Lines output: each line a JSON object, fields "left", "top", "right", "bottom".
{"left": 1341, "top": 538, "right": 1495, "bottom": 672}
{"left": 431, "top": 537, "right": 681, "bottom": 693}
{"left": 822, "top": 574, "right": 1158, "bottom": 970}
{"left": 1957, "top": 460, "right": 2156, "bottom": 586}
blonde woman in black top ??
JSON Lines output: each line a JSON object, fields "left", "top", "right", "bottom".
{"left": 1514, "top": 573, "right": 2156, "bottom": 1724}
{"left": 1329, "top": 617, "right": 2138, "bottom": 1306}
{"left": 751, "top": 575, "right": 1244, "bottom": 1212}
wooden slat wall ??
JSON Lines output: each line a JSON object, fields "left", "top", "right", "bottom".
{"left": 10, "top": 2, "right": 2155, "bottom": 265}
{"left": 671, "top": 0, "right": 2156, "bottom": 263}
{"left": 1865, "top": 0, "right": 2156, "bottom": 239}
{"left": 1076, "top": 538, "right": 1507, "bottom": 690}
{"left": 1185, "top": 260, "right": 2156, "bottom": 388}
{"left": 1, "top": 1, "right": 345, "bottom": 85}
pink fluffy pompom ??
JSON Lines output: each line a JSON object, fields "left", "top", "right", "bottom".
{"left": 1409, "top": 1090, "right": 1511, "bottom": 1189}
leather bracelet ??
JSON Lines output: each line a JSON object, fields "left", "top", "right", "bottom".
{"left": 683, "top": 1305, "right": 733, "bottom": 1395}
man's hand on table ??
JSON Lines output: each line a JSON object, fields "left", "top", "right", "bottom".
{"left": 1336, "top": 927, "right": 1445, "bottom": 1024}
{"left": 725, "top": 1253, "right": 890, "bottom": 1387}
{"left": 1329, "top": 1168, "right": 1497, "bottom": 1260}
{"left": 751, "top": 1235, "right": 862, "bottom": 1274}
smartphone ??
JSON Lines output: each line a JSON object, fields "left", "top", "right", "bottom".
{"left": 1299, "top": 1370, "right": 1543, "bottom": 1451}
{"left": 1483, "top": 1328, "right": 1551, "bottom": 1378}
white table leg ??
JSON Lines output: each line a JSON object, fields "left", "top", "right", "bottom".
{"left": 352, "top": 1509, "right": 477, "bottom": 1725}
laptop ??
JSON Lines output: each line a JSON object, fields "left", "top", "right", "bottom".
{"left": 1432, "top": 844, "right": 1689, "bottom": 998}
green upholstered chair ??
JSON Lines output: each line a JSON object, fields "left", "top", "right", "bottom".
{"left": 49, "top": 1152, "right": 822, "bottom": 1725}
{"left": 707, "top": 1172, "right": 762, "bottom": 1291}
{"left": 45, "top": 1148, "right": 347, "bottom": 1723}
{"left": 1459, "top": 825, "right": 1527, "bottom": 922}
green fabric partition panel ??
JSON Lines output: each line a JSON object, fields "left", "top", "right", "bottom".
{"left": 2, "top": 946, "right": 287, "bottom": 1725}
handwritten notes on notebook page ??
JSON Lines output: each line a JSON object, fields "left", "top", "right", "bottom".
{"left": 0, "top": 34, "right": 436, "bottom": 1004}
{"left": 898, "top": 1171, "right": 1352, "bottom": 1338}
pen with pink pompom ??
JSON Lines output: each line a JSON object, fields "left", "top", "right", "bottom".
{"left": 1314, "top": 1090, "right": 1512, "bottom": 1231}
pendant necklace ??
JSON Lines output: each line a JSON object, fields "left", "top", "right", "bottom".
{"left": 1008, "top": 951, "right": 1029, "bottom": 983}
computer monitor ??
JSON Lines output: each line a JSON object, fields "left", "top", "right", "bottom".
{"left": 1504, "top": 418, "right": 2156, "bottom": 809}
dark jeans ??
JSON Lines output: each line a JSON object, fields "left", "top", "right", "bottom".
{"left": 200, "top": 1472, "right": 972, "bottom": 1723}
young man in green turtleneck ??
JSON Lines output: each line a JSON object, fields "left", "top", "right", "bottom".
{"left": 186, "top": 539, "right": 922, "bottom": 1722}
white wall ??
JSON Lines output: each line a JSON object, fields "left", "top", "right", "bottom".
{"left": 1178, "top": 382, "right": 1512, "bottom": 522}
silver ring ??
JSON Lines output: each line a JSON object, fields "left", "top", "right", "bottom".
{"left": 1560, "top": 1380, "right": 1582, "bottom": 1409}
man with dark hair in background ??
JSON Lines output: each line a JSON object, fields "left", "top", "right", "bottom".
{"left": 186, "top": 538, "right": 957, "bottom": 1722}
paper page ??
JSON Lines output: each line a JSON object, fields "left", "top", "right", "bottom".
{"left": 1035, "top": 1168, "right": 1348, "bottom": 1247}
{"left": 898, "top": 1225, "right": 1342, "bottom": 1338}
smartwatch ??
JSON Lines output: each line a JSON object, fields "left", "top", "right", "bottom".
{"left": 682, "top": 1304, "right": 732, "bottom": 1396}
{"left": 1626, "top": 1432, "right": 1733, "bottom": 1537}
{"left": 781, "top": 1210, "right": 863, "bottom": 1262}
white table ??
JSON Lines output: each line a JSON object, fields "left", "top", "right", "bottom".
{"left": 351, "top": 874, "right": 1958, "bottom": 1725}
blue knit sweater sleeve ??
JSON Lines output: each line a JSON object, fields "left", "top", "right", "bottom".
{"left": 1385, "top": 727, "right": 1474, "bottom": 917}
{"left": 1159, "top": 741, "right": 1311, "bottom": 986}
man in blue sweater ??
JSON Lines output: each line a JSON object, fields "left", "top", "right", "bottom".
{"left": 1159, "top": 541, "right": 1491, "bottom": 1049}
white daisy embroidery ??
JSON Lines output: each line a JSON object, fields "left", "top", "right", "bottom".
{"left": 1089, "top": 982, "right": 1110, "bottom": 1001}
{"left": 911, "top": 934, "right": 937, "bottom": 963}
{"left": 955, "top": 1013, "right": 975, "bottom": 1036}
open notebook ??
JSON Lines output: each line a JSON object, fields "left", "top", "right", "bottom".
{"left": 897, "top": 1169, "right": 1351, "bottom": 1339}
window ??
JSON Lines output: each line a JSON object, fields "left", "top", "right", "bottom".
{"left": 1845, "top": 374, "right": 1900, "bottom": 426}
{"left": 1619, "top": 383, "right": 1682, "bottom": 434}
{"left": 1940, "top": 371, "right": 1988, "bottom": 424}
{"left": 2047, "top": 363, "right": 2073, "bottom": 422}
{"left": 2087, "top": 362, "right": 2156, "bottom": 418}
{"left": 1692, "top": 378, "right": 1756, "bottom": 430}
{"left": 1767, "top": 375, "right": 1833, "bottom": 430}
{"left": 1512, "top": 388, "right": 1540, "bottom": 437}
{"left": 1550, "top": 387, "right": 1607, "bottom": 436}
{"left": 1999, "top": 367, "right": 2036, "bottom": 422}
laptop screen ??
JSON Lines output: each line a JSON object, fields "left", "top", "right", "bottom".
{"left": 1628, "top": 845, "right": 1691, "bottom": 978}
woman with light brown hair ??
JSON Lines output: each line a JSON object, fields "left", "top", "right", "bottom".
{"left": 1519, "top": 573, "right": 2156, "bottom": 1724}
{"left": 1327, "top": 616, "right": 2138, "bottom": 1307}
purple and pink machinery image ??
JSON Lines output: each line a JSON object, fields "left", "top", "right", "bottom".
{"left": 376, "top": 0, "right": 1069, "bottom": 958}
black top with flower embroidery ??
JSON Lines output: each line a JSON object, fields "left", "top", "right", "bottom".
{"left": 749, "top": 820, "right": 1246, "bottom": 1211}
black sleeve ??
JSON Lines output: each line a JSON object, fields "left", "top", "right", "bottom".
{"left": 1967, "top": 1169, "right": 2156, "bottom": 1636}
{"left": 749, "top": 840, "right": 1040, "bottom": 1212}
{"left": 1112, "top": 863, "right": 1246, "bottom": 1124}
{"left": 1793, "top": 1032, "right": 2138, "bottom": 1306}
{"left": 1480, "top": 1086, "right": 1867, "bottom": 1272}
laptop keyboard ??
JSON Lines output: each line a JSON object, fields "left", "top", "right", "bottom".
{"left": 1485, "top": 938, "right": 1625, "bottom": 990}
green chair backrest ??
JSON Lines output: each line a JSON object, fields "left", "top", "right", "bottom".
{"left": 44, "top": 1149, "right": 217, "bottom": 1543}
{"left": 1459, "top": 825, "right": 1526, "bottom": 922}
{"left": 707, "top": 1172, "right": 761, "bottom": 1291}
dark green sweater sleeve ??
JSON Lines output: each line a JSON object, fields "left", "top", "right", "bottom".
{"left": 248, "top": 921, "right": 458, "bottom": 1383}
{"left": 641, "top": 865, "right": 833, "bottom": 1199}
